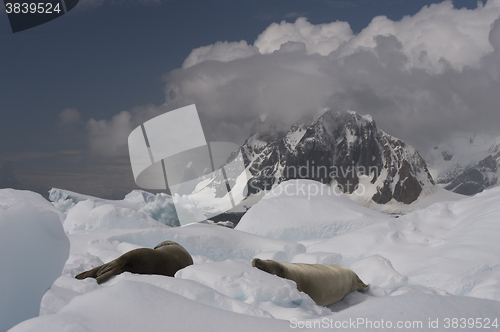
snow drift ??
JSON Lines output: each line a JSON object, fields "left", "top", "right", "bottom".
{"left": 5, "top": 180, "right": 500, "bottom": 331}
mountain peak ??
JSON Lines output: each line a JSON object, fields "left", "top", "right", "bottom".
{"left": 242, "top": 110, "right": 434, "bottom": 205}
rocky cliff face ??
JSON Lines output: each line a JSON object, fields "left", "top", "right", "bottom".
{"left": 242, "top": 110, "right": 435, "bottom": 205}
{"left": 436, "top": 152, "right": 499, "bottom": 196}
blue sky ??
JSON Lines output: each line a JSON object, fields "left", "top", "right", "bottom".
{"left": 0, "top": 0, "right": 495, "bottom": 198}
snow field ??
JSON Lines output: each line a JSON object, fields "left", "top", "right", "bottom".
{"left": 4, "top": 179, "right": 500, "bottom": 331}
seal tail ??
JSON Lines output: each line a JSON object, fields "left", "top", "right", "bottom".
{"left": 95, "top": 260, "right": 126, "bottom": 284}
{"left": 75, "top": 259, "right": 126, "bottom": 284}
{"left": 357, "top": 275, "right": 369, "bottom": 290}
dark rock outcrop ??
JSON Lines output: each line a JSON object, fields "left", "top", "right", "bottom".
{"left": 439, "top": 154, "right": 498, "bottom": 195}
{"left": 242, "top": 110, "right": 434, "bottom": 204}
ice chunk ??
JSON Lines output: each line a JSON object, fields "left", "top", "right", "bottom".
{"left": 48, "top": 188, "right": 106, "bottom": 213}
{"left": 138, "top": 193, "right": 180, "bottom": 227}
{"left": 107, "top": 273, "right": 273, "bottom": 318}
{"left": 176, "top": 260, "right": 331, "bottom": 319}
{"left": 123, "top": 190, "right": 156, "bottom": 203}
{"left": 351, "top": 254, "right": 408, "bottom": 291}
{"left": 63, "top": 200, "right": 166, "bottom": 233}
{"left": 10, "top": 281, "right": 293, "bottom": 332}
{"left": 236, "top": 180, "right": 387, "bottom": 241}
{"left": 0, "top": 189, "right": 69, "bottom": 332}
{"left": 107, "top": 223, "right": 306, "bottom": 262}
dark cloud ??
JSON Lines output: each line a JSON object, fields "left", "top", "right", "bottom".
{"left": 46, "top": 0, "right": 500, "bottom": 199}
{"left": 157, "top": 1, "right": 500, "bottom": 157}
{"left": 81, "top": 0, "right": 500, "bottom": 159}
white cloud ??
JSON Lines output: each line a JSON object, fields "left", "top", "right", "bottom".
{"left": 165, "top": 49, "right": 335, "bottom": 144}
{"left": 490, "top": 16, "right": 500, "bottom": 51}
{"left": 86, "top": 0, "right": 500, "bottom": 159}
{"left": 252, "top": 1, "right": 500, "bottom": 72}
{"left": 85, "top": 104, "right": 168, "bottom": 157}
{"left": 85, "top": 111, "right": 132, "bottom": 157}
{"left": 58, "top": 108, "right": 81, "bottom": 126}
{"left": 184, "top": 1, "right": 500, "bottom": 72}
{"left": 338, "top": 0, "right": 500, "bottom": 72}
{"left": 254, "top": 17, "right": 353, "bottom": 56}
{"left": 160, "top": 0, "right": 500, "bottom": 154}
{"left": 182, "top": 41, "right": 259, "bottom": 69}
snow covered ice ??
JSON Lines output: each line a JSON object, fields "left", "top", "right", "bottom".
{"left": 0, "top": 189, "right": 69, "bottom": 332}
{"left": 5, "top": 180, "right": 500, "bottom": 331}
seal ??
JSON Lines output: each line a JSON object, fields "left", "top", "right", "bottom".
{"left": 75, "top": 241, "right": 193, "bottom": 284}
{"left": 252, "top": 258, "right": 369, "bottom": 306}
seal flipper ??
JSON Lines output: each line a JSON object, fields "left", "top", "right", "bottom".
{"left": 94, "top": 260, "right": 126, "bottom": 284}
{"left": 75, "top": 265, "right": 102, "bottom": 280}
{"left": 356, "top": 275, "right": 369, "bottom": 290}
{"left": 75, "top": 259, "right": 126, "bottom": 284}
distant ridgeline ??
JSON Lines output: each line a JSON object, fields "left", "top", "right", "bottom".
{"left": 433, "top": 138, "right": 500, "bottom": 196}
{"left": 240, "top": 110, "right": 435, "bottom": 205}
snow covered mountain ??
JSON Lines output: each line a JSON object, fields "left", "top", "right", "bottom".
{"left": 427, "top": 135, "right": 500, "bottom": 195}
{"left": 241, "top": 110, "right": 435, "bottom": 206}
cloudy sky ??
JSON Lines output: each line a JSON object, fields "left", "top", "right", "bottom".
{"left": 0, "top": 0, "right": 498, "bottom": 199}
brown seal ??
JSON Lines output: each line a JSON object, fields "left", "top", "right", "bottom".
{"left": 252, "top": 258, "right": 369, "bottom": 306}
{"left": 75, "top": 241, "right": 193, "bottom": 284}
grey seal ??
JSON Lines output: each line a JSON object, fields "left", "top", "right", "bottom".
{"left": 76, "top": 241, "right": 193, "bottom": 284}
